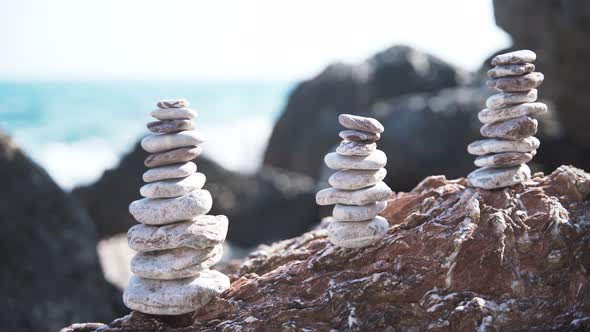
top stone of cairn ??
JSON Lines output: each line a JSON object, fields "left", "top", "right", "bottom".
{"left": 491, "top": 50, "right": 536, "bottom": 66}
{"left": 157, "top": 99, "right": 189, "bottom": 109}
{"left": 338, "top": 114, "right": 384, "bottom": 134}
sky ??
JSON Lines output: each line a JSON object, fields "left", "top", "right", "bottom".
{"left": 0, "top": 0, "right": 510, "bottom": 81}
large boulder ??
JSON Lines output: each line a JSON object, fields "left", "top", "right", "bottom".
{"left": 65, "top": 165, "right": 590, "bottom": 331}
{"left": 0, "top": 131, "right": 117, "bottom": 331}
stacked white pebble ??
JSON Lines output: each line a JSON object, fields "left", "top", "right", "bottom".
{"left": 467, "top": 50, "right": 547, "bottom": 189}
{"left": 316, "top": 114, "right": 392, "bottom": 248}
{"left": 123, "top": 99, "right": 230, "bottom": 315}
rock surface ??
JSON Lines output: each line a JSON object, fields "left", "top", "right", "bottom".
{"left": 65, "top": 165, "right": 590, "bottom": 331}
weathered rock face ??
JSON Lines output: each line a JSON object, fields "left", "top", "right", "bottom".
{"left": 0, "top": 131, "right": 117, "bottom": 331}
{"left": 67, "top": 165, "right": 590, "bottom": 331}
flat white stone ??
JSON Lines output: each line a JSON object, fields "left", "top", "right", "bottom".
{"left": 487, "top": 63, "right": 535, "bottom": 78}
{"left": 338, "top": 114, "right": 384, "bottom": 134}
{"left": 130, "top": 245, "right": 223, "bottom": 280}
{"left": 316, "top": 181, "right": 392, "bottom": 206}
{"left": 141, "top": 130, "right": 206, "bottom": 153}
{"left": 140, "top": 173, "right": 206, "bottom": 198}
{"left": 467, "top": 164, "right": 531, "bottom": 190}
{"left": 468, "top": 137, "right": 540, "bottom": 156}
{"left": 329, "top": 168, "right": 387, "bottom": 190}
{"left": 128, "top": 215, "right": 228, "bottom": 251}
{"left": 491, "top": 50, "right": 536, "bottom": 66}
{"left": 151, "top": 108, "right": 197, "bottom": 120}
{"left": 123, "top": 270, "right": 230, "bottom": 315}
{"left": 143, "top": 162, "right": 197, "bottom": 183}
{"left": 478, "top": 102, "right": 547, "bottom": 124}
{"left": 333, "top": 201, "right": 387, "bottom": 222}
{"left": 129, "top": 190, "right": 212, "bottom": 225}
{"left": 327, "top": 216, "right": 389, "bottom": 248}
{"left": 336, "top": 140, "right": 376, "bottom": 156}
{"left": 486, "top": 90, "right": 537, "bottom": 109}
{"left": 324, "top": 150, "right": 386, "bottom": 170}
{"left": 474, "top": 152, "right": 533, "bottom": 168}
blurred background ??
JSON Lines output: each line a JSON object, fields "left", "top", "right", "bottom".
{"left": 2, "top": 0, "right": 590, "bottom": 330}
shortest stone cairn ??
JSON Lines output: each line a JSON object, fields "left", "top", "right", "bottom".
{"left": 316, "top": 114, "right": 392, "bottom": 248}
{"left": 467, "top": 50, "right": 547, "bottom": 190}
{"left": 123, "top": 99, "right": 230, "bottom": 315}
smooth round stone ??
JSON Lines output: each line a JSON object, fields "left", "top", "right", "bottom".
{"left": 333, "top": 201, "right": 387, "bottom": 222}
{"left": 486, "top": 72, "right": 544, "bottom": 92}
{"left": 467, "top": 164, "right": 531, "bottom": 190}
{"left": 129, "top": 190, "right": 212, "bottom": 225}
{"left": 123, "top": 270, "right": 230, "bottom": 315}
{"left": 145, "top": 146, "right": 202, "bottom": 168}
{"left": 140, "top": 173, "right": 206, "bottom": 198}
{"left": 468, "top": 137, "right": 540, "bottom": 156}
{"left": 327, "top": 217, "right": 389, "bottom": 248}
{"left": 486, "top": 89, "right": 537, "bottom": 109}
{"left": 128, "top": 215, "right": 229, "bottom": 251}
{"left": 143, "top": 162, "right": 197, "bottom": 182}
{"left": 480, "top": 116, "right": 538, "bottom": 140}
{"left": 336, "top": 140, "right": 376, "bottom": 156}
{"left": 147, "top": 119, "right": 194, "bottom": 134}
{"left": 130, "top": 245, "right": 223, "bottom": 280}
{"left": 478, "top": 102, "right": 547, "bottom": 124}
{"left": 316, "top": 181, "right": 392, "bottom": 206}
{"left": 324, "top": 150, "right": 387, "bottom": 170}
{"left": 141, "top": 130, "right": 206, "bottom": 153}
{"left": 329, "top": 168, "right": 387, "bottom": 190}
{"left": 157, "top": 99, "right": 189, "bottom": 109}
{"left": 339, "top": 130, "right": 380, "bottom": 143}
{"left": 338, "top": 114, "right": 384, "bottom": 134}
{"left": 488, "top": 63, "right": 535, "bottom": 78}
{"left": 491, "top": 50, "right": 536, "bottom": 66}
{"left": 474, "top": 152, "right": 534, "bottom": 168}
{"left": 151, "top": 108, "right": 197, "bottom": 121}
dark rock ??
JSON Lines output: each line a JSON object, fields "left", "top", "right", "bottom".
{"left": 0, "top": 130, "right": 117, "bottom": 331}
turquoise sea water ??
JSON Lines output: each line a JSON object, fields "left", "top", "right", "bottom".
{"left": 0, "top": 80, "right": 294, "bottom": 189}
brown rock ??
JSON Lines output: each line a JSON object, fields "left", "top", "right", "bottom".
{"left": 338, "top": 114, "right": 384, "bottom": 133}
{"left": 144, "top": 146, "right": 202, "bottom": 168}
{"left": 486, "top": 72, "right": 544, "bottom": 92}
{"left": 474, "top": 151, "right": 534, "bottom": 167}
{"left": 480, "top": 116, "right": 538, "bottom": 140}
{"left": 147, "top": 119, "right": 194, "bottom": 134}
{"left": 156, "top": 99, "right": 189, "bottom": 109}
{"left": 339, "top": 130, "right": 380, "bottom": 143}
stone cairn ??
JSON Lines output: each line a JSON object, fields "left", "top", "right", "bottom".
{"left": 123, "top": 99, "right": 230, "bottom": 315}
{"left": 316, "top": 114, "right": 392, "bottom": 248}
{"left": 467, "top": 50, "right": 547, "bottom": 189}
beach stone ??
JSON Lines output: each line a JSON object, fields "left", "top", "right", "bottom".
{"left": 316, "top": 181, "right": 392, "bottom": 206}
{"left": 324, "top": 150, "right": 387, "bottom": 170}
{"left": 151, "top": 108, "right": 197, "bottom": 121}
{"left": 488, "top": 63, "right": 535, "bottom": 78}
{"left": 336, "top": 140, "right": 376, "bottom": 156}
{"left": 157, "top": 99, "right": 189, "bottom": 109}
{"left": 143, "top": 162, "right": 197, "bottom": 182}
{"left": 147, "top": 119, "right": 194, "bottom": 134}
{"left": 338, "top": 114, "right": 384, "bottom": 134}
{"left": 144, "top": 146, "right": 202, "bottom": 168}
{"left": 130, "top": 245, "right": 223, "bottom": 280}
{"left": 480, "top": 116, "right": 538, "bottom": 140}
{"left": 468, "top": 137, "right": 540, "bottom": 156}
{"left": 487, "top": 72, "right": 544, "bottom": 92}
{"left": 327, "top": 216, "right": 389, "bottom": 248}
{"left": 491, "top": 50, "right": 536, "bottom": 66}
{"left": 328, "top": 168, "right": 387, "bottom": 190}
{"left": 467, "top": 164, "right": 531, "bottom": 190}
{"left": 332, "top": 201, "right": 387, "bottom": 222}
{"left": 478, "top": 102, "right": 548, "bottom": 124}
{"left": 141, "top": 130, "right": 206, "bottom": 153}
{"left": 339, "top": 130, "right": 380, "bottom": 143}
{"left": 128, "top": 215, "right": 228, "bottom": 251}
{"left": 140, "top": 172, "right": 206, "bottom": 198}
{"left": 486, "top": 89, "right": 537, "bottom": 109}
{"left": 123, "top": 270, "right": 230, "bottom": 315}
{"left": 129, "top": 190, "right": 212, "bottom": 225}
{"left": 474, "top": 152, "right": 534, "bottom": 168}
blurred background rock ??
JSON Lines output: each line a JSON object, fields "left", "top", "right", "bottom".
{"left": 1, "top": 0, "right": 589, "bottom": 330}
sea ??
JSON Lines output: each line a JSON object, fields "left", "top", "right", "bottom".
{"left": 0, "top": 80, "right": 295, "bottom": 190}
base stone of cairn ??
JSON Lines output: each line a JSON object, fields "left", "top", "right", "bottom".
{"left": 123, "top": 99, "right": 230, "bottom": 315}
{"left": 316, "top": 114, "right": 392, "bottom": 248}
{"left": 467, "top": 50, "right": 547, "bottom": 189}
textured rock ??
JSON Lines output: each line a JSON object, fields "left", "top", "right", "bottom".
{"left": 336, "top": 140, "right": 376, "bottom": 156}
{"left": 491, "top": 49, "right": 536, "bottom": 66}
{"left": 143, "top": 162, "right": 197, "bottom": 183}
{"left": 129, "top": 190, "right": 212, "bottom": 225}
{"left": 467, "top": 164, "right": 531, "bottom": 189}
{"left": 468, "top": 137, "right": 540, "bottom": 156}
{"left": 156, "top": 99, "right": 189, "bottom": 109}
{"left": 478, "top": 102, "right": 547, "bottom": 124}
{"left": 480, "top": 116, "right": 538, "bottom": 140}
{"left": 327, "top": 216, "right": 389, "bottom": 248}
{"left": 339, "top": 129, "right": 380, "bottom": 143}
{"left": 332, "top": 201, "right": 387, "bottom": 221}
{"left": 141, "top": 130, "right": 205, "bottom": 153}
{"left": 151, "top": 108, "right": 197, "bottom": 120}
{"left": 474, "top": 151, "right": 533, "bottom": 168}
{"left": 147, "top": 119, "right": 194, "bottom": 134}
{"left": 140, "top": 172, "right": 206, "bottom": 198}
{"left": 487, "top": 63, "right": 535, "bottom": 78}
{"left": 338, "top": 114, "right": 384, "bottom": 133}
{"left": 324, "top": 150, "right": 387, "bottom": 170}
{"left": 316, "top": 181, "right": 392, "bottom": 206}
{"left": 486, "top": 89, "right": 537, "bottom": 109}
{"left": 127, "top": 215, "right": 228, "bottom": 252}
{"left": 328, "top": 168, "right": 387, "bottom": 190}
{"left": 486, "top": 72, "right": 544, "bottom": 92}
{"left": 144, "top": 146, "right": 202, "bottom": 168}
